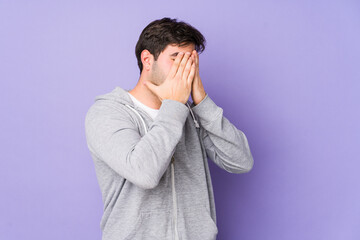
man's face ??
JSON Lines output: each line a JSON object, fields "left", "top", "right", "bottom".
{"left": 150, "top": 43, "right": 195, "bottom": 86}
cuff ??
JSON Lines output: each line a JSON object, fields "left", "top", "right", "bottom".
{"left": 191, "top": 93, "right": 223, "bottom": 125}
{"left": 157, "top": 99, "right": 190, "bottom": 124}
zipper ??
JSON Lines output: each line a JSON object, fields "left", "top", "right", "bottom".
{"left": 171, "top": 104, "right": 197, "bottom": 240}
{"left": 171, "top": 155, "right": 179, "bottom": 240}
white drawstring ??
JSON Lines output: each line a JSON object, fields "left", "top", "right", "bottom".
{"left": 125, "top": 104, "right": 148, "bottom": 134}
{"left": 186, "top": 102, "right": 200, "bottom": 128}
{"left": 125, "top": 102, "right": 199, "bottom": 240}
{"left": 126, "top": 102, "right": 199, "bottom": 133}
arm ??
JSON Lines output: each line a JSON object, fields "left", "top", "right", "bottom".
{"left": 191, "top": 93, "right": 254, "bottom": 173}
{"left": 85, "top": 99, "right": 189, "bottom": 189}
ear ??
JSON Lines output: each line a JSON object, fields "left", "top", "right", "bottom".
{"left": 141, "top": 49, "right": 153, "bottom": 71}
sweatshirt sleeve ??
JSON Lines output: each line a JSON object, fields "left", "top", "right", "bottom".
{"left": 190, "top": 93, "right": 254, "bottom": 173}
{"left": 85, "top": 99, "right": 189, "bottom": 189}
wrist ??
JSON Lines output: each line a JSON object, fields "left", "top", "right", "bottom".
{"left": 193, "top": 92, "right": 206, "bottom": 105}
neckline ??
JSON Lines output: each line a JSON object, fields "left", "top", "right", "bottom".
{"left": 127, "top": 92, "right": 160, "bottom": 111}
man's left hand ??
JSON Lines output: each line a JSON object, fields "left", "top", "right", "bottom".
{"left": 190, "top": 50, "right": 206, "bottom": 106}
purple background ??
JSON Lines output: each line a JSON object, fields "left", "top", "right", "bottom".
{"left": 1, "top": 1, "right": 359, "bottom": 239}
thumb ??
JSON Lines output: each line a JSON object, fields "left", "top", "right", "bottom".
{"left": 144, "top": 80, "right": 158, "bottom": 95}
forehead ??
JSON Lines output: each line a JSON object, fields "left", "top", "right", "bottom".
{"left": 162, "top": 43, "right": 195, "bottom": 57}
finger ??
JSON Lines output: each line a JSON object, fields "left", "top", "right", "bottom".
{"left": 168, "top": 52, "right": 184, "bottom": 79}
{"left": 189, "top": 53, "right": 195, "bottom": 68}
{"left": 182, "top": 57, "right": 193, "bottom": 83}
{"left": 187, "top": 61, "right": 196, "bottom": 86}
{"left": 176, "top": 52, "right": 191, "bottom": 78}
{"left": 194, "top": 50, "right": 199, "bottom": 76}
{"left": 190, "top": 53, "right": 195, "bottom": 63}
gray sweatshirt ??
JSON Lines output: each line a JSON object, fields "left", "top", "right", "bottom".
{"left": 84, "top": 86, "right": 254, "bottom": 240}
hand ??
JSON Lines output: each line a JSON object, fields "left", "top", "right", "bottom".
{"left": 190, "top": 50, "right": 206, "bottom": 106}
{"left": 144, "top": 52, "right": 196, "bottom": 104}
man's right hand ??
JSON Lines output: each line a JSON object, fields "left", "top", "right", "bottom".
{"left": 144, "top": 51, "right": 196, "bottom": 104}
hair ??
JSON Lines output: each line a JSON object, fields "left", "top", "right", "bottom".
{"left": 135, "top": 17, "right": 206, "bottom": 75}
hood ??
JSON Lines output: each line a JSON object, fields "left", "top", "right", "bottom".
{"left": 94, "top": 86, "right": 199, "bottom": 128}
{"left": 95, "top": 86, "right": 196, "bottom": 107}
{"left": 94, "top": 86, "right": 135, "bottom": 106}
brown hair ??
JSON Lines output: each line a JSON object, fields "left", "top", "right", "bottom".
{"left": 135, "top": 17, "right": 206, "bottom": 74}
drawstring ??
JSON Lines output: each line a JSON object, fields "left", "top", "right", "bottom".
{"left": 125, "top": 101, "right": 200, "bottom": 240}
{"left": 186, "top": 102, "right": 200, "bottom": 129}
{"left": 125, "top": 102, "right": 200, "bottom": 133}
{"left": 125, "top": 104, "right": 149, "bottom": 134}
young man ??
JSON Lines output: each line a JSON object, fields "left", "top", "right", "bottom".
{"left": 85, "top": 17, "right": 254, "bottom": 240}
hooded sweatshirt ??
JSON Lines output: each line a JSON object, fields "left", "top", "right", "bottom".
{"left": 128, "top": 91, "right": 159, "bottom": 120}
{"left": 84, "top": 86, "right": 254, "bottom": 240}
